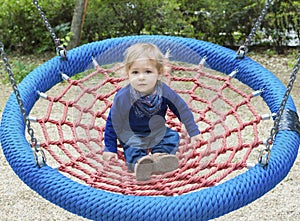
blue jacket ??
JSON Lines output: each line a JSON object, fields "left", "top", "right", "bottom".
{"left": 104, "top": 83, "right": 200, "bottom": 153}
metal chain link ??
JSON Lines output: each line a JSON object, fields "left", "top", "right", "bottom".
{"left": 0, "top": 42, "right": 46, "bottom": 167}
{"left": 259, "top": 52, "right": 300, "bottom": 166}
{"left": 32, "top": 0, "right": 67, "bottom": 58}
{"left": 237, "top": 0, "right": 273, "bottom": 58}
{"left": 234, "top": 0, "right": 300, "bottom": 166}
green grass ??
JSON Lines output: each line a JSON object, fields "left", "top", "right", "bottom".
{"left": 1, "top": 52, "right": 53, "bottom": 84}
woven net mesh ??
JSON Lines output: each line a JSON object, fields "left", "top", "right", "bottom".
{"left": 30, "top": 61, "right": 264, "bottom": 196}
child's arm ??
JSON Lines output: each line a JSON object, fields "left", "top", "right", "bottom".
{"left": 164, "top": 85, "right": 200, "bottom": 137}
{"left": 103, "top": 112, "right": 119, "bottom": 161}
{"left": 103, "top": 91, "right": 127, "bottom": 161}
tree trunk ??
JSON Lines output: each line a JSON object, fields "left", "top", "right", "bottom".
{"left": 67, "top": 0, "right": 88, "bottom": 49}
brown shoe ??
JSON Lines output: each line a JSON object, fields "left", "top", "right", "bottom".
{"left": 134, "top": 155, "right": 154, "bottom": 181}
{"left": 152, "top": 153, "right": 179, "bottom": 174}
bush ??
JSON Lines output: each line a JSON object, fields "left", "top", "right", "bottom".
{"left": 0, "top": 0, "right": 298, "bottom": 54}
{"left": 0, "top": 0, "right": 74, "bottom": 54}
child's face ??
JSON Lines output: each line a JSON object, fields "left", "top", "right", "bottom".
{"left": 127, "top": 58, "right": 162, "bottom": 95}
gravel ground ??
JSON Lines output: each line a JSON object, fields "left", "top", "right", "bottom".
{"left": 0, "top": 52, "right": 299, "bottom": 221}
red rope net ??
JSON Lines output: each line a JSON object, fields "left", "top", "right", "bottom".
{"left": 31, "top": 62, "right": 264, "bottom": 196}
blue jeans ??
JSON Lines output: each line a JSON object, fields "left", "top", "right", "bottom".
{"left": 120, "top": 127, "right": 180, "bottom": 171}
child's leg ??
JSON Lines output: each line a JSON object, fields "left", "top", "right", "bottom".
{"left": 151, "top": 128, "right": 180, "bottom": 174}
{"left": 122, "top": 142, "right": 155, "bottom": 181}
{"left": 122, "top": 144, "right": 148, "bottom": 172}
{"left": 151, "top": 128, "right": 180, "bottom": 155}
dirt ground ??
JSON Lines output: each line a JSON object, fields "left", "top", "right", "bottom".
{"left": 0, "top": 52, "right": 299, "bottom": 221}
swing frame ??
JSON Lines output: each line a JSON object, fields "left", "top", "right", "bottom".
{"left": 1, "top": 35, "right": 299, "bottom": 221}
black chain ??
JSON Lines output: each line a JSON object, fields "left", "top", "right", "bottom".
{"left": 237, "top": 0, "right": 273, "bottom": 58}
{"left": 259, "top": 52, "right": 300, "bottom": 166}
{"left": 234, "top": 0, "right": 299, "bottom": 166}
{"left": 0, "top": 42, "right": 46, "bottom": 167}
{"left": 32, "top": 0, "right": 67, "bottom": 58}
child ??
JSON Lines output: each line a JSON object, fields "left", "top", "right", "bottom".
{"left": 103, "top": 43, "right": 202, "bottom": 181}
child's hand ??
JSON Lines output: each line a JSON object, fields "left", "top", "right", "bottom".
{"left": 103, "top": 152, "right": 118, "bottom": 161}
{"left": 191, "top": 134, "right": 203, "bottom": 146}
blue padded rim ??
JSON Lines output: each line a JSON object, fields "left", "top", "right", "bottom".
{"left": 1, "top": 35, "right": 299, "bottom": 221}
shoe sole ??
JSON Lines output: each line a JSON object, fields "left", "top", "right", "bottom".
{"left": 154, "top": 155, "right": 179, "bottom": 173}
{"left": 135, "top": 157, "right": 154, "bottom": 181}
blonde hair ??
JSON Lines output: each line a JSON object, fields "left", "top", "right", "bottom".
{"left": 124, "top": 43, "right": 165, "bottom": 74}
